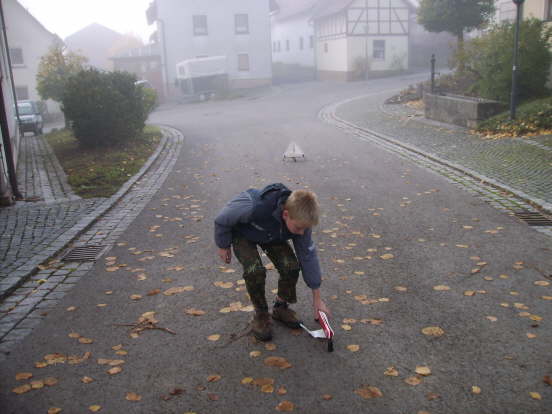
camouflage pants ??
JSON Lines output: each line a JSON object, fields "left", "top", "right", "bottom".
{"left": 232, "top": 236, "right": 300, "bottom": 312}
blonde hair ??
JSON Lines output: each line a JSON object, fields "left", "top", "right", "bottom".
{"left": 284, "top": 190, "right": 320, "bottom": 226}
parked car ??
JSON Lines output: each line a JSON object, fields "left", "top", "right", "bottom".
{"left": 17, "top": 100, "right": 43, "bottom": 135}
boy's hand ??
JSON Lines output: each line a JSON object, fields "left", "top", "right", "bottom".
{"left": 218, "top": 248, "right": 231, "bottom": 264}
{"left": 314, "top": 298, "right": 331, "bottom": 321}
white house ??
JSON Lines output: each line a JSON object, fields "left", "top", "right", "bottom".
{"left": 147, "top": 0, "right": 272, "bottom": 96}
{"left": 271, "top": 0, "right": 318, "bottom": 68}
{"left": 312, "top": 0, "right": 415, "bottom": 81}
{"left": 4, "top": 0, "right": 61, "bottom": 117}
{"left": 0, "top": 1, "right": 21, "bottom": 205}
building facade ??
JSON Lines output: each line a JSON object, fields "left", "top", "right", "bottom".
{"left": 147, "top": 0, "right": 272, "bottom": 96}
{"left": 0, "top": 0, "right": 21, "bottom": 205}
{"left": 313, "top": 0, "right": 415, "bottom": 81}
{"left": 4, "top": 0, "right": 61, "bottom": 117}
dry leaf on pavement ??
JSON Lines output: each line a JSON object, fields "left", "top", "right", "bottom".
{"left": 89, "top": 406, "right": 102, "bottom": 412}
{"left": 384, "top": 367, "right": 399, "bottom": 376}
{"left": 126, "top": 392, "right": 142, "bottom": 401}
{"left": 422, "top": 326, "right": 445, "bottom": 337}
{"left": 48, "top": 408, "right": 62, "bottom": 414}
{"left": 15, "top": 372, "right": 33, "bottom": 381}
{"left": 12, "top": 384, "right": 31, "bottom": 394}
{"left": 276, "top": 401, "right": 295, "bottom": 411}
{"left": 264, "top": 356, "right": 292, "bottom": 369}
{"left": 207, "top": 375, "right": 222, "bottom": 382}
{"left": 405, "top": 376, "right": 422, "bottom": 386}
{"left": 415, "top": 366, "right": 431, "bottom": 376}
{"left": 354, "top": 385, "right": 383, "bottom": 399}
{"left": 347, "top": 345, "right": 360, "bottom": 352}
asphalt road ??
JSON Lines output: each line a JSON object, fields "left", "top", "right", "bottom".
{"left": 1, "top": 76, "right": 551, "bottom": 414}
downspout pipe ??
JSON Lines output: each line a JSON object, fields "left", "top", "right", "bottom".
{"left": 0, "top": 1, "right": 22, "bottom": 200}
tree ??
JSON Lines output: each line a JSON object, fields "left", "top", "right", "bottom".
{"left": 62, "top": 68, "right": 151, "bottom": 148}
{"left": 460, "top": 19, "right": 552, "bottom": 102}
{"left": 417, "top": 0, "right": 495, "bottom": 69}
{"left": 36, "top": 43, "right": 88, "bottom": 103}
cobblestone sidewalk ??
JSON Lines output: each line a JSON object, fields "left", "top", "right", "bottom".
{"left": 332, "top": 94, "right": 552, "bottom": 214}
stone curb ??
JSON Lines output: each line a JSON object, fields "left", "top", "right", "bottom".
{"left": 0, "top": 126, "right": 173, "bottom": 300}
{"left": 328, "top": 97, "right": 552, "bottom": 215}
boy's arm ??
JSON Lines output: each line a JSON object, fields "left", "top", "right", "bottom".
{"left": 214, "top": 191, "right": 254, "bottom": 249}
{"left": 293, "top": 230, "right": 331, "bottom": 318}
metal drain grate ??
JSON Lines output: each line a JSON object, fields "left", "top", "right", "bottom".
{"left": 514, "top": 211, "right": 552, "bottom": 227}
{"left": 62, "top": 245, "right": 107, "bottom": 262}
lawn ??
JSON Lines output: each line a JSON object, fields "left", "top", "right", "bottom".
{"left": 46, "top": 125, "right": 163, "bottom": 198}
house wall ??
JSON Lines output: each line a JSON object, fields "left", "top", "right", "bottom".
{"left": 156, "top": 0, "right": 272, "bottom": 94}
{"left": 0, "top": 8, "right": 19, "bottom": 204}
{"left": 347, "top": 35, "right": 408, "bottom": 72}
{"left": 271, "top": 16, "right": 315, "bottom": 68}
{"left": 4, "top": 0, "right": 61, "bottom": 116}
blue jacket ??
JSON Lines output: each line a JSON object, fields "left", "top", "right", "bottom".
{"left": 214, "top": 183, "right": 322, "bottom": 289}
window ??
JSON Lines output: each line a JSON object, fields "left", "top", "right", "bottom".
{"left": 193, "top": 15, "right": 208, "bottom": 36}
{"left": 310, "top": 35, "right": 314, "bottom": 49}
{"left": 15, "top": 86, "right": 29, "bottom": 100}
{"left": 235, "top": 14, "right": 249, "bottom": 34}
{"left": 273, "top": 41, "right": 277, "bottom": 52}
{"left": 9, "top": 48, "right": 23, "bottom": 65}
{"left": 324, "top": 43, "right": 328, "bottom": 53}
{"left": 373, "top": 40, "right": 385, "bottom": 60}
{"left": 238, "top": 54, "right": 249, "bottom": 71}
{"left": 286, "top": 40, "right": 290, "bottom": 51}
{"left": 277, "top": 41, "right": 281, "bottom": 52}
{"left": 299, "top": 37, "right": 304, "bottom": 50}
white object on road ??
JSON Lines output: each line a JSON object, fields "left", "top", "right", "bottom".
{"left": 283, "top": 142, "right": 305, "bottom": 161}
{"left": 300, "top": 323, "right": 327, "bottom": 338}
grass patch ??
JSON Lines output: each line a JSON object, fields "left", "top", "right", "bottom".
{"left": 46, "top": 125, "right": 163, "bottom": 198}
{"left": 477, "top": 96, "right": 552, "bottom": 138}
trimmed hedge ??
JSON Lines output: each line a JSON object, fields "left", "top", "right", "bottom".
{"left": 62, "top": 69, "right": 151, "bottom": 148}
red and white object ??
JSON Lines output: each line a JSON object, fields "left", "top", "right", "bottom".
{"left": 300, "top": 310, "right": 334, "bottom": 352}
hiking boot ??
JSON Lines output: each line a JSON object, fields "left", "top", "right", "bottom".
{"left": 272, "top": 301, "right": 302, "bottom": 329}
{"left": 252, "top": 311, "right": 272, "bottom": 342}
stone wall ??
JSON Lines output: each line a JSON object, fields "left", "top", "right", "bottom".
{"left": 424, "top": 93, "right": 507, "bottom": 129}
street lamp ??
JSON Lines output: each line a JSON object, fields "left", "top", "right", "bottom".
{"left": 509, "top": 0, "right": 525, "bottom": 120}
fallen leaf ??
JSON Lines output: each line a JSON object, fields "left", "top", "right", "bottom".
{"left": 275, "top": 401, "right": 295, "bottom": 412}
{"left": 380, "top": 254, "right": 394, "bottom": 260}
{"left": 384, "top": 367, "right": 399, "bottom": 376}
{"left": 48, "top": 408, "right": 62, "bottom": 414}
{"left": 126, "top": 392, "right": 142, "bottom": 401}
{"left": 147, "top": 289, "right": 161, "bottom": 296}
{"left": 82, "top": 376, "right": 94, "bottom": 384}
{"left": 433, "top": 285, "right": 450, "bottom": 291}
{"left": 527, "top": 333, "right": 537, "bottom": 339}
{"left": 79, "top": 337, "right": 94, "bottom": 344}
{"left": 415, "top": 366, "right": 432, "bottom": 376}
{"left": 12, "top": 384, "right": 32, "bottom": 394}
{"left": 207, "top": 334, "right": 220, "bottom": 342}
{"left": 347, "top": 344, "right": 360, "bottom": 352}
{"left": 264, "top": 356, "right": 292, "bottom": 369}
{"left": 472, "top": 386, "right": 481, "bottom": 394}
{"left": 107, "top": 367, "right": 122, "bottom": 375}
{"left": 265, "top": 343, "right": 277, "bottom": 351}
{"left": 341, "top": 324, "right": 352, "bottom": 331}
{"left": 207, "top": 375, "right": 222, "bottom": 382}
{"left": 207, "top": 393, "right": 219, "bottom": 401}
{"left": 405, "top": 376, "right": 422, "bottom": 386}
{"left": 426, "top": 393, "right": 440, "bottom": 400}
{"left": 277, "top": 386, "right": 287, "bottom": 395}
{"left": 89, "top": 406, "right": 102, "bottom": 412}
{"left": 130, "top": 294, "right": 142, "bottom": 301}
{"left": 534, "top": 281, "right": 550, "bottom": 287}
{"left": 44, "top": 377, "right": 58, "bottom": 386}
{"left": 422, "top": 326, "right": 445, "bottom": 337}
{"left": 241, "top": 377, "right": 254, "bottom": 385}
{"left": 15, "top": 372, "right": 33, "bottom": 381}
{"left": 66, "top": 306, "right": 77, "bottom": 312}
{"left": 184, "top": 308, "right": 206, "bottom": 316}
{"left": 30, "top": 380, "right": 45, "bottom": 389}
{"left": 486, "top": 316, "right": 498, "bottom": 322}
{"left": 464, "top": 291, "right": 476, "bottom": 296}
{"left": 529, "top": 392, "right": 541, "bottom": 400}
{"left": 261, "top": 384, "right": 274, "bottom": 393}
{"left": 354, "top": 385, "right": 383, "bottom": 399}
{"left": 394, "top": 286, "right": 408, "bottom": 292}
{"left": 544, "top": 376, "right": 552, "bottom": 386}
{"left": 322, "top": 394, "right": 333, "bottom": 400}
{"left": 163, "top": 286, "right": 193, "bottom": 296}
{"left": 68, "top": 333, "right": 81, "bottom": 339}
{"left": 249, "top": 351, "right": 262, "bottom": 358}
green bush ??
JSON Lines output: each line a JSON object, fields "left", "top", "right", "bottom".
{"left": 62, "top": 69, "right": 151, "bottom": 148}
{"left": 477, "top": 96, "right": 552, "bottom": 136}
{"left": 457, "top": 18, "right": 552, "bottom": 102}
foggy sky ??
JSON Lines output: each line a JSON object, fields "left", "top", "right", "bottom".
{"left": 17, "top": 0, "right": 154, "bottom": 40}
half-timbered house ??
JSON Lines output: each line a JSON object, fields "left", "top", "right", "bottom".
{"left": 313, "top": 0, "right": 415, "bottom": 81}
